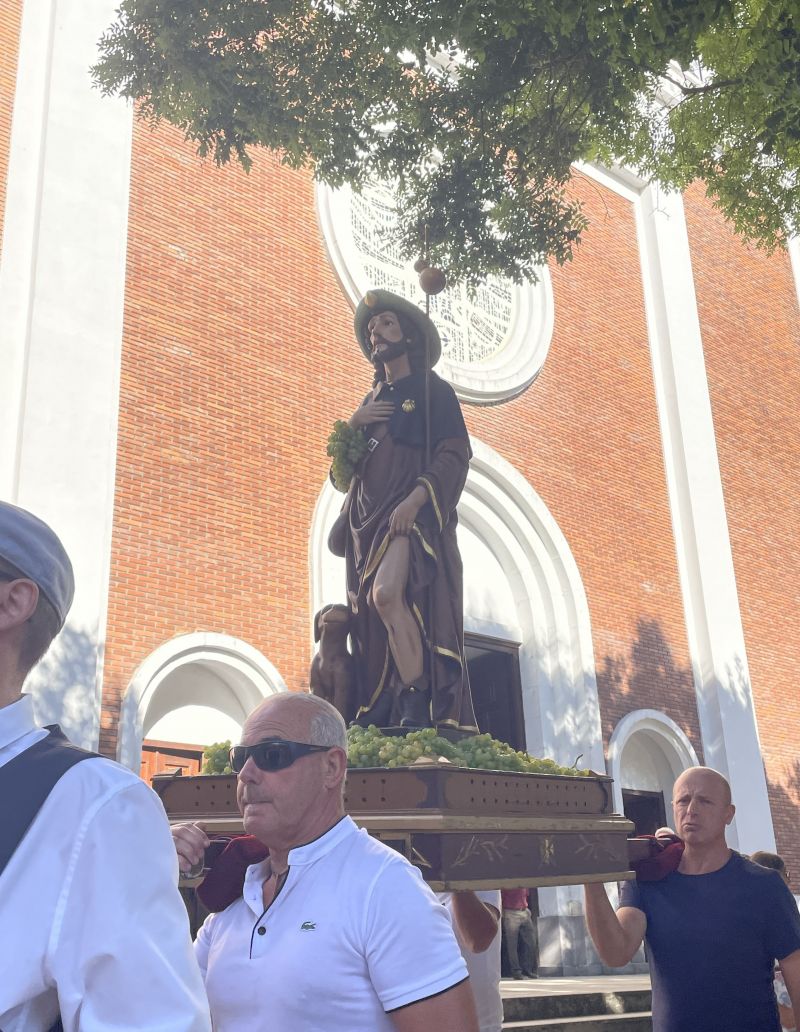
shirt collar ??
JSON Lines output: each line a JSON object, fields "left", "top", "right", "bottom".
{"left": 0, "top": 694, "right": 38, "bottom": 750}
{"left": 241, "top": 816, "right": 356, "bottom": 913}
{"left": 286, "top": 814, "right": 354, "bottom": 866}
{"left": 243, "top": 814, "right": 355, "bottom": 889}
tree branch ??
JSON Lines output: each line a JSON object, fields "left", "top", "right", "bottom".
{"left": 662, "top": 72, "right": 743, "bottom": 96}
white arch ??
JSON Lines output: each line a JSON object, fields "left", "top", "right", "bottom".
{"left": 607, "top": 708, "right": 700, "bottom": 818}
{"left": 309, "top": 436, "right": 604, "bottom": 773}
{"left": 116, "top": 632, "right": 287, "bottom": 770}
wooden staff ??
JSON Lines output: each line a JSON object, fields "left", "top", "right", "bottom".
{"left": 417, "top": 230, "right": 448, "bottom": 723}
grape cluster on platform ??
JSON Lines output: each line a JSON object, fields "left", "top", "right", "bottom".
{"left": 346, "top": 725, "right": 590, "bottom": 776}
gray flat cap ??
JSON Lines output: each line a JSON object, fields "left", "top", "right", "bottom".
{"left": 0, "top": 501, "right": 74, "bottom": 628}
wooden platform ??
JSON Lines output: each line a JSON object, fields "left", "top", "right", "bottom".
{"left": 153, "top": 764, "right": 643, "bottom": 890}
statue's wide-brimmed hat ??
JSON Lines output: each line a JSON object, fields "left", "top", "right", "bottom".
{"left": 354, "top": 289, "right": 441, "bottom": 367}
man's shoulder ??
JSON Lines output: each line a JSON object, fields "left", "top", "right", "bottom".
{"left": 336, "top": 823, "right": 426, "bottom": 890}
{"left": 340, "top": 821, "right": 415, "bottom": 868}
{"left": 52, "top": 752, "right": 161, "bottom": 813}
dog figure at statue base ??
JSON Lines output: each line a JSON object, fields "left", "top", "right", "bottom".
{"left": 310, "top": 604, "right": 356, "bottom": 725}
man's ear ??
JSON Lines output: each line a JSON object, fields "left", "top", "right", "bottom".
{"left": 0, "top": 578, "right": 39, "bottom": 631}
{"left": 726, "top": 803, "right": 736, "bottom": 826}
{"left": 322, "top": 746, "right": 348, "bottom": 790}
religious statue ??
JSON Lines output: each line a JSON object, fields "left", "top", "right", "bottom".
{"left": 323, "top": 289, "right": 477, "bottom": 732}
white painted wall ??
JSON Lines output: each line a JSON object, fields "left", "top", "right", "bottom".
{"left": 789, "top": 238, "right": 800, "bottom": 315}
{"left": 0, "top": 0, "right": 133, "bottom": 748}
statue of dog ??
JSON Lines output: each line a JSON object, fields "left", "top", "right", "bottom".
{"left": 310, "top": 603, "right": 356, "bottom": 725}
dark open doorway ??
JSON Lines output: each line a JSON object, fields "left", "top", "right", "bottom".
{"left": 464, "top": 633, "right": 525, "bottom": 751}
{"left": 622, "top": 788, "right": 667, "bottom": 837}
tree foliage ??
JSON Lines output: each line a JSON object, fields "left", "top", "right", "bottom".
{"left": 93, "top": 0, "right": 800, "bottom": 286}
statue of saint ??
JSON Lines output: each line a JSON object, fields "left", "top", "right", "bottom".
{"left": 327, "top": 290, "right": 477, "bottom": 731}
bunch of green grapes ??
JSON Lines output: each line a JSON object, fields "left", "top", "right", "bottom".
{"left": 453, "top": 733, "right": 589, "bottom": 776}
{"left": 327, "top": 420, "right": 369, "bottom": 492}
{"left": 347, "top": 726, "right": 590, "bottom": 776}
{"left": 347, "top": 725, "right": 464, "bottom": 768}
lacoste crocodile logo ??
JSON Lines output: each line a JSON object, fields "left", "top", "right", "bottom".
{"left": 300, "top": 921, "right": 316, "bottom": 930}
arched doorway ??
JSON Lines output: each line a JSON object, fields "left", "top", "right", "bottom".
{"left": 607, "top": 709, "right": 701, "bottom": 834}
{"left": 116, "top": 632, "right": 287, "bottom": 771}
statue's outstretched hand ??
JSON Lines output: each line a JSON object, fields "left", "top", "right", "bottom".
{"left": 349, "top": 400, "right": 394, "bottom": 430}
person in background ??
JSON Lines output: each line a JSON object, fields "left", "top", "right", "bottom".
{"left": 438, "top": 890, "right": 503, "bottom": 1032}
{"left": 501, "top": 887, "right": 539, "bottom": 979}
{"left": 584, "top": 766, "right": 800, "bottom": 1032}
{"left": 752, "top": 851, "right": 798, "bottom": 1032}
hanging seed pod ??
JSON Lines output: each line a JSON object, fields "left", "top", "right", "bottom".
{"left": 419, "top": 265, "right": 447, "bottom": 295}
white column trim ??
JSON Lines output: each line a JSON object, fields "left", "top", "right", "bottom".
{"left": 788, "top": 237, "right": 800, "bottom": 315}
{"left": 579, "top": 161, "right": 775, "bottom": 852}
{"left": 0, "top": 0, "right": 134, "bottom": 749}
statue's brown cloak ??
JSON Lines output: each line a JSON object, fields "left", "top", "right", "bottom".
{"left": 335, "top": 371, "right": 477, "bottom": 730}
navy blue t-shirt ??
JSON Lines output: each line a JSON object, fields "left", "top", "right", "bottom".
{"left": 619, "top": 852, "right": 800, "bottom": 1032}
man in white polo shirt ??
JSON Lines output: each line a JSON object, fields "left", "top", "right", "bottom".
{"left": 174, "top": 692, "right": 478, "bottom": 1031}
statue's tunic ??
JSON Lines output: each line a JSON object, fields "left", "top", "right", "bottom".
{"left": 337, "top": 370, "right": 477, "bottom": 730}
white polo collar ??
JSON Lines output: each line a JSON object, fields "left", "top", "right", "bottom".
{"left": 286, "top": 814, "right": 355, "bottom": 866}
{"left": 242, "top": 815, "right": 356, "bottom": 917}
{"left": 0, "top": 694, "right": 37, "bottom": 750}
{"left": 242, "top": 815, "right": 355, "bottom": 887}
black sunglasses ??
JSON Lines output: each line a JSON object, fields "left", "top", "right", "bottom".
{"left": 230, "top": 739, "right": 331, "bottom": 774}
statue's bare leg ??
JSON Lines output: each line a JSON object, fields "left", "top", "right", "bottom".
{"left": 371, "top": 536, "right": 424, "bottom": 686}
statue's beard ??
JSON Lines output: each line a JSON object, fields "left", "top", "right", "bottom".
{"left": 371, "top": 339, "right": 408, "bottom": 366}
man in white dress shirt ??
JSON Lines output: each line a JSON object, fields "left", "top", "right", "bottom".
{"left": 174, "top": 691, "right": 479, "bottom": 1032}
{"left": 0, "top": 500, "right": 211, "bottom": 1032}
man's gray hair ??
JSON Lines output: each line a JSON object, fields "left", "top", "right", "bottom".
{"left": 245, "top": 691, "right": 348, "bottom": 751}
{"left": 298, "top": 692, "right": 348, "bottom": 750}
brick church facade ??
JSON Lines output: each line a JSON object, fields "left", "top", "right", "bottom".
{"left": 2, "top": 0, "right": 799, "bottom": 973}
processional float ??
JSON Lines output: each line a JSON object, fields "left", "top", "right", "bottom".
{"left": 155, "top": 260, "right": 651, "bottom": 889}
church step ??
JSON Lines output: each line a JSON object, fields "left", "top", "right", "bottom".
{"left": 503, "top": 990, "right": 651, "bottom": 1022}
{"left": 503, "top": 1011, "right": 652, "bottom": 1031}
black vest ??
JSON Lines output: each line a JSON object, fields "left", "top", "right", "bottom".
{"left": 0, "top": 724, "right": 100, "bottom": 1031}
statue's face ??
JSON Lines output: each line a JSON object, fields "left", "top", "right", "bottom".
{"left": 367, "top": 310, "right": 406, "bottom": 364}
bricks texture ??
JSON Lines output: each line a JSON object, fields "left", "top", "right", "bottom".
{"left": 0, "top": 0, "right": 22, "bottom": 249}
